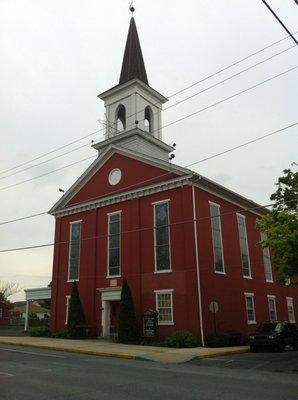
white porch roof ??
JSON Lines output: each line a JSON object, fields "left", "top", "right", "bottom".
{"left": 24, "top": 287, "right": 51, "bottom": 301}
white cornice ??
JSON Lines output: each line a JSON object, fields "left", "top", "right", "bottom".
{"left": 50, "top": 175, "right": 193, "bottom": 218}
{"left": 92, "top": 128, "right": 174, "bottom": 152}
{"left": 49, "top": 145, "right": 191, "bottom": 215}
{"left": 98, "top": 78, "right": 168, "bottom": 104}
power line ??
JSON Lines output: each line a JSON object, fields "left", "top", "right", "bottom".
{"left": 186, "top": 122, "right": 297, "bottom": 167}
{"left": 0, "top": 129, "right": 102, "bottom": 177}
{"left": 1, "top": 31, "right": 296, "bottom": 176}
{"left": 56, "top": 123, "right": 297, "bottom": 206}
{"left": 0, "top": 122, "right": 296, "bottom": 225}
{"left": 162, "top": 45, "right": 296, "bottom": 114}
{"left": 0, "top": 62, "right": 296, "bottom": 193}
{"left": 166, "top": 31, "right": 297, "bottom": 99}
{"left": 0, "top": 142, "right": 93, "bottom": 181}
{"left": 0, "top": 198, "right": 296, "bottom": 253}
{"left": 0, "top": 212, "right": 49, "bottom": 226}
{"left": 2, "top": 44, "right": 296, "bottom": 182}
{"left": 162, "top": 66, "right": 298, "bottom": 131}
{"left": 0, "top": 155, "right": 96, "bottom": 191}
{"left": 261, "top": 0, "right": 298, "bottom": 45}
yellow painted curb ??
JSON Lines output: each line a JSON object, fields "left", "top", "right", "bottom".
{"left": 0, "top": 340, "right": 135, "bottom": 360}
{"left": 197, "top": 348, "right": 249, "bottom": 359}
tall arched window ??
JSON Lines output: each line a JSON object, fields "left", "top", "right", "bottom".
{"left": 144, "top": 106, "right": 153, "bottom": 133}
{"left": 116, "top": 104, "right": 126, "bottom": 132}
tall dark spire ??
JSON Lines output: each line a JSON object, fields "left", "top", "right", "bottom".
{"left": 119, "top": 17, "right": 148, "bottom": 85}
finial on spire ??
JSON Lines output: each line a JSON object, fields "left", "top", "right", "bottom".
{"left": 129, "top": 1, "right": 135, "bottom": 15}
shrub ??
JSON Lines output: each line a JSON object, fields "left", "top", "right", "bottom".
{"left": 118, "top": 278, "right": 139, "bottom": 343}
{"left": 29, "top": 326, "right": 51, "bottom": 337}
{"left": 204, "top": 331, "right": 242, "bottom": 347}
{"left": 67, "top": 281, "right": 87, "bottom": 339}
{"left": 52, "top": 331, "right": 69, "bottom": 339}
{"left": 164, "top": 331, "right": 198, "bottom": 348}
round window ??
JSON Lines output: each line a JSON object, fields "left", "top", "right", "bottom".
{"left": 108, "top": 168, "right": 122, "bottom": 186}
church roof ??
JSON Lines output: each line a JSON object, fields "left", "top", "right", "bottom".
{"left": 119, "top": 17, "right": 148, "bottom": 85}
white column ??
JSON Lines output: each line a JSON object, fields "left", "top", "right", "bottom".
{"left": 101, "top": 300, "right": 110, "bottom": 338}
{"left": 24, "top": 300, "right": 30, "bottom": 331}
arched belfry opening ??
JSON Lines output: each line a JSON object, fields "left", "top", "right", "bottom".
{"left": 144, "top": 106, "right": 153, "bottom": 133}
{"left": 116, "top": 104, "right": 126, "bottom": 132}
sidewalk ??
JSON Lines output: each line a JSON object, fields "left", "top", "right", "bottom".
{"left": 0, "top": 336, "right": 249, "bottom": 363}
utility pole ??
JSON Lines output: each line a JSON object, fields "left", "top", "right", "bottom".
{"left": 261, "top": 0, "right": 298, "bottom": 45}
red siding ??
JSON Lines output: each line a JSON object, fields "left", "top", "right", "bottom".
{"left": 50, "top": 155, "right": 298, "bottom": 343}
{"left": 195, "top": 188, "right": 298, "bottom": 338}
{"left": 67, "top": 153, "right": 178, "bottom": 206}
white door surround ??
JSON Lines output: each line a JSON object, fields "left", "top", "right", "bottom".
{"left": 97, "top": 287, "right": 121, "bottom": 337}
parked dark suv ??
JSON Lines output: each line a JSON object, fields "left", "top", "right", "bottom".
{"left": 249, "top": 322, "right": 298, "bottom": 352}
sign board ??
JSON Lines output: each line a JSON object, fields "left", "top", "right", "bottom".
{"left": 143, "top": 310, "right": 158, "bottom": 338}
{"left": 209, "top": 301, "right": 219, "bottom": 314}
{"left": 110, "top": 279, "right": 117, "bottom": 287}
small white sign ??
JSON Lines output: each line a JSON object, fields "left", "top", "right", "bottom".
{"left": 110, "top": 279, "right": 117, "bottom": 287}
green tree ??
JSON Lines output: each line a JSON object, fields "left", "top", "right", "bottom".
{"left": 257, "top": 167, "right": 298, "bottom": 282}
{"left": 118, "top": 278, "right": 139, "bottom": 343}
{"left": 67, "top": 281, "right": 86, "bottom": 339}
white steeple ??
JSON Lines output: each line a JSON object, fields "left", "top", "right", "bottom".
{"left": 93, "top": 16, "right": 173, "bottom": 162}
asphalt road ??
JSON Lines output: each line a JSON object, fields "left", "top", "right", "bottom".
{"left": 0, "top": 344, "right": 297, "bottom": 400}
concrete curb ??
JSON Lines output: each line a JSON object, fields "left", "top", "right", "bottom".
{"left": 135, "top": 355, "right": 157, "bottom": 362}
{"left": 0, "top": 340, "right": 135, "bottom": 360}
{"left": 196, "top": 348, "right": 250, "bottom": 359}
{"left": 0, "top": 339, "right": 249, "bottom": 363}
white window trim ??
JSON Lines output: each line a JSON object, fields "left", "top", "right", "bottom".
{"left": 107, "top": 211, "right": 121, "bottom": 278}
{"left": 267, "top": 295, "right": 277, "bottom": 322}
{"left": 154, "top": 289, "right": 174, "bottom": 325}
{"left": 107, "top": 210, "right": 122, "bottom": 216}
{"left": 244, "top": 292, "right": 256, "bottom": 324}
{"left": 153, "top": 200, "right": 172, "bottom": 274}
{"left": 67, "top": 220, "right": 82, "bottom": 282}
{"left": 152, "top": 198, "right": 170, "bottom": 205}
{"left": 286, "top": 297, "right": 296, "bottom": 323}
{"left": 65, "top": 295, "right": 70, "bottom": 325}
{"left": 209, "top": 201, "right": 226, "bottom": 275}
{"left": 236, "top": 213, "right": 252, "bottom": 279}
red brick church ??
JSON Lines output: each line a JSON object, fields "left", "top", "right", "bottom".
{"left": 49, "top": 16, "right": 297, "bottom": 344}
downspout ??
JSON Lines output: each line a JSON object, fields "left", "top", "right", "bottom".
{"left": 192, "top": 184, "right": 205, "bottom": 346}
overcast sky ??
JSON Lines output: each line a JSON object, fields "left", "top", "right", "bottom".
{"left": 0, "top": 0, "right": 297, "bottom": 302}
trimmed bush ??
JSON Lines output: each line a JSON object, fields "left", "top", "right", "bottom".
{"left": 118, "top": 278, "right": 139, "bottom": 343}
{"left": 164, "top": 331, "right": 198, "bottom": 348}
{"left": 67, "top": 281, "right": 87, "bottom": 339}
{"left": 29, "top": 326, "right": 51, "bottom": 337}
{"left": 52, "top": 331, "right": 70, "bottom": 339}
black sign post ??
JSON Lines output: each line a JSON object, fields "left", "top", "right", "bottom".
{"left": 143, "top": 310, "right": 158, "bottom": 338}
